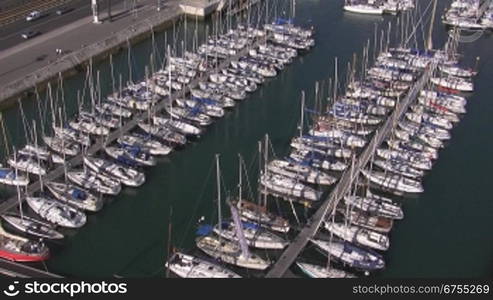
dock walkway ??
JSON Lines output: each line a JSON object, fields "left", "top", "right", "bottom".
{"left": 0, "top": 259, "right": 62, "bottom": 278}
{"left": 265, "top": 61, "right": 438, "bottom": 278}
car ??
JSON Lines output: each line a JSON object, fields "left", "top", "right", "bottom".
{"left": 56, "top": 7, "right": 73, "bottom": 16}
{"left": 26, "top": 11, "right": 41, "bottom": 21}
{"left": 21, "top": 31, "right": 40, "bottom": 39}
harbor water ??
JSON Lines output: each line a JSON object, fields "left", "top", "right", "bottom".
{"left": 0, "top": 0, "right": 492, "bottom": 277}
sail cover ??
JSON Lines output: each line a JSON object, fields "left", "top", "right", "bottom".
{"left": 229, "top": 203, "right": 249, "bottom": 258}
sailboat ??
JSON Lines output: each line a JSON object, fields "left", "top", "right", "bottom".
{"left": 195, "top": 234, "right": 270, "bottom": 270}
{"left": 343, "top": 1, "right": 384, "bottom": 15}
{"left": 234, "top": 200, "right": 290, "bottom": 233}
{"left": 361, "top": 169, "right": 424, "bottom": 194}
{"left": 267, "top": 159, "right": 337, "bottom": 186}
{"left": 337, "top": 207, "right": 393, "bottom": 233}
{"left": 69, "top": 112, "right": 110, "bottom": 136}
{"left": 310, "top": 239, "right": 385, "bottom": 271}
{"left": 165, "top": 252, "right": 241, "bottom": 278}
{"left": 344, "top": 194, "right": 403, "bottom": 220}
{"left": 117, "top": 133, "right": 172, "bottom": 156}
{"left": 83, "top": 156, "right": 145, "bottom": 187}
{"left": 232, "top": 154, "right": 290, "bottom": 233}
{"left": 152, "top": 115, "right": 202, "bottom": 137}
{"left": 53, "top": 125, "right": 91, "bottom": 147}
{"left": 1, "top": 214, "right": 64, "bottom": 240}
{"left": 231, "top": 154, "right": 290, "bottom": 233}
{"left": 213, "top": 219, "right": 288, "bottom": 250}
{"left": 67, "top": 168, "right": 122, "bottom": 195}
{"left": 105, "top": 145, "right": 157, "bottom": 167}
{"left": 26, "top": 196, "right": 87, "bottom": 228}
{"left": 0, "top": 223, "right": 50, "bottom": 262}
{"left": 42, "top": 135, "right": 80, "bottom": 157}
{"left": 324, "top": 222, "right": 390, "bottom": 251}
{"left": 0, "top": 165, "right": 29, "bottom": 186}
{"left": 7, "top": 153, "right": 46, "bottom": 176}
{"left": 45, "top": 181, "right": 103, "bottom": 212}
{"left": 196, "top": 154, "right": 271, "bottom": 270}
{"left": 296, "top": 261, "right": 357, "bottom": 278}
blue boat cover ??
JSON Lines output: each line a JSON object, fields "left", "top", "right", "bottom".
{"left": 196, "top": 224, "right": 213, "bottom": 236}
{"left": 275, "top": 18, "right": 293, "bottom": 25}
{"left": 241, "top": 221, "right": 260, "bottom": 230}
{"left": 0, "top": 169, "right": 11, "bottom": 177}
{"left": 72, "top": 189, "right": 87, "bottom": 200}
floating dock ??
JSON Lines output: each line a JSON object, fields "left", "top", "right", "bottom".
{"left": 0, "top": 259, "right": 62, "bottom": 278}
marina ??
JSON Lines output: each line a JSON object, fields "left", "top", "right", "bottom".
{"left": 0, "top": 0, "right": 492, "bottom": 279}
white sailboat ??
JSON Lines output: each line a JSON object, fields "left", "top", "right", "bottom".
{"left": 296, "top": 261, "right": 357, "bottom": 278}
{"left": 26, "top": 196, "right": 87, "bottom": 228}
{"left": 196, "top": 155, "right": 271, "bottom": 270}
{"left": 324, "top": 222, "right": 390, "bottom": 251}
{"left": 165, "top": 252, "right": 241, "bottom": 278}
{"left": 83, "top": 156, "right": 145, "bottom": 187}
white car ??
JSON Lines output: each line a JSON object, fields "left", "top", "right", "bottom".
{"left": 26, "top": 11, "right": 41, "bottom": 21}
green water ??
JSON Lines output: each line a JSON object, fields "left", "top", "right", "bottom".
{"left": 1, "top": 0, "right": 492, "bottom": 278}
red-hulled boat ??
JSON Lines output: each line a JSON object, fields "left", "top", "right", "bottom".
{"left": 0, "top": 224, "right": 50, "bottom": 262}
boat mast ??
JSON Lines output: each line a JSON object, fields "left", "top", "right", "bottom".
{"left": 59, "top": 108, "right": 68, "bottom": 184}
{"left": 168, "top": 45, "right": 173, "bottom": 121}
{"left": 238, "top": 153, "right": 242, "bottom": 204}
{"left": 18, "top": 100, "right": 32, "bottom": 147}
{"left": 127, "top": 39, "right": 133, "bottom": 84}
{"left": 333, "top": 57, "right": 338, "bottom": 105}
{"left": 258, "top": 140, "right": 266, "bottom": 207}
{"left": 291, "top": 0, "right": 296, "bottom": 20}
{"left": 216, "top": 154, "right": 222, "bottom": 235}
{"left": 427, "top": 0, "right": 438, "bottom": 52}
{"left": 165, "top": 206, "right": 173, "bottom": 278}
{"left": 110, "top": 53, "right": 116, "bottom": 93}
{"left": 265, "top": 0, "right": 268, "bottom": 25}
{"left": 299, "top": 91, "right": 305, "bottom": 139}
{"left": 14, "top": 149, "right": 24, "bottom": 220}
{"left": 33, "top": 121, "right": 43, "bottom": 192}
{"left": 0, "top": 112, "right": 10, "bottom": 159}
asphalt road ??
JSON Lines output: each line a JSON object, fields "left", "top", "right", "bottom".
{"left": 0, "top": 0, "right": 126, "bottom": 51}
{"left": 0, "top": 0, "right": 177, "bottom": 89}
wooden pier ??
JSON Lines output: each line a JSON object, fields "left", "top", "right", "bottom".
{"left": 265, "top": 61, "right": 438, "bottom": 278}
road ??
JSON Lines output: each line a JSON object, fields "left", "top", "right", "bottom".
{"left": 0, "top": 0, "right": 176, "bottom": 89}
{"left": 0, "top": 0, "right": 127, "bottom": 51}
